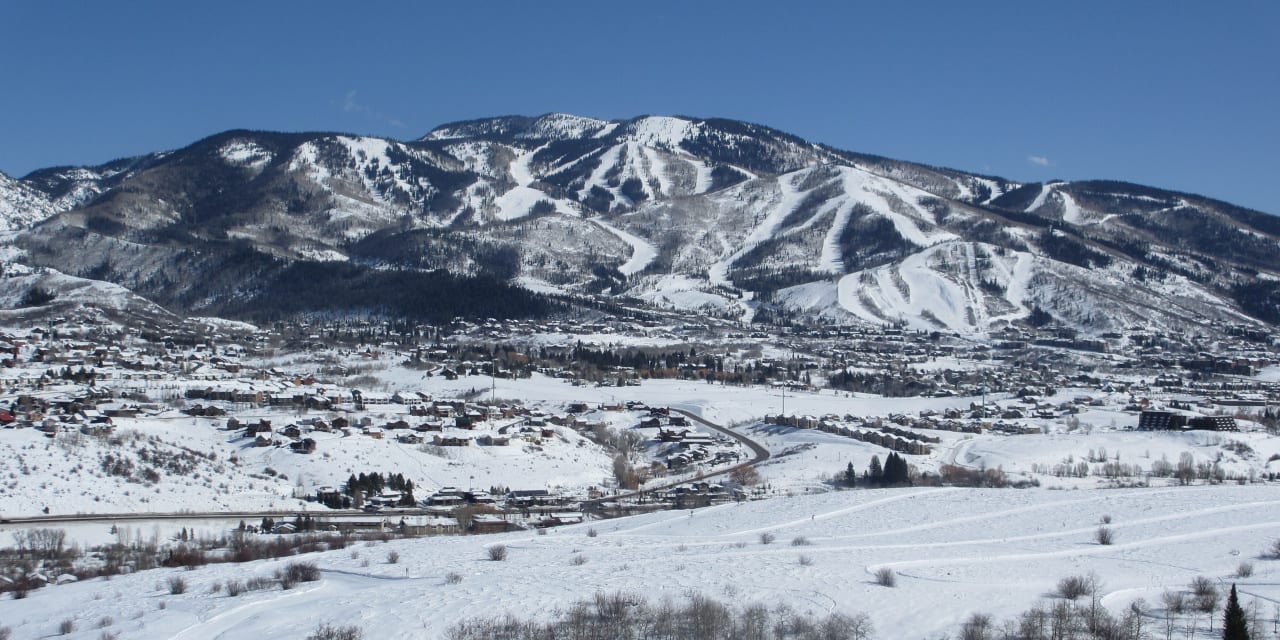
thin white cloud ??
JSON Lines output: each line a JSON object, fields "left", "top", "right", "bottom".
{"left": 341, "top": 91, "right": 405, "bottom": 128}
{"left": 343, "top": 90, "right": 362, "bottom": 113}
{"left": 1028, "top": 155, "right": 1051, "bottom": 167}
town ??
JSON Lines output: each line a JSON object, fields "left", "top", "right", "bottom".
{"left": 1, "top": 310, "right": 1276, "bottom": 527}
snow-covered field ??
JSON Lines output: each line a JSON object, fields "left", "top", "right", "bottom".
{"left": 3, "top": 360, "right": 1280, "bottom": 638}
{"left": 3, "top": 485, "right": 1279, "bottom": 639}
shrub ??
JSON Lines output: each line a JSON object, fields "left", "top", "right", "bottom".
{"left": 798, "top": 555, "right": 813, "bottom": 566}
{"left": 165, "top": 545, "right": 208, "bottom": 569}
{"left": 959, "top": 613, "right": 993, "bottom": 640}
{"left": 1236, "top": 561, "right": 1254, "bottom": 578}
{"left": 445, "top": 591, "right": 874, "bottom": 640}
{"left": 1057, "top": 575, "right": 1092, "bottom": 600}
{"left": 1095, "top": 526, "right": 1115, "bottom": 545}
{"left": 306, "top": 623, "right": 364, "bottom": 640}
{"left": 167, "top": 575, "right": 187, "bottom": 594}
{"left": 1193, "top": 588, "right": 1219, "bottom": 617}
{"left": 1100, "top": 514, "right": 1112, "bottom": 524}
{"left": 444, "top": 572, "right": 463, "bottom": 585}
{"left": 21, "top": 286, "right": 56, "bottom": 307}
{"left": 759, "top": 532, "right": 776, "bottom": 545}
{"left": 387, "top": 550, "right": 400, "bottom": 564}
{"left": 571, "top": 554, "right": 587, "bottom": 566}
{"left": 0, "top": 627, "right": 11, "bottom": 640}
{"left": 282, "top": 561, "right": 321, "bottom": 585}
{"left": 537, "top": 528, "right": 548, "bottom": 536}
{"left": 1190, "top": 575, "right": 1216, "bottom": 598}
{"left": 586, "top": 527, "right": 598, "bottom": 538}
{"left": 98, "top": 616, "right": 114, "bottom": 629}
{"left": 874, "top": 567, "right": 897, "bottom": 587}
{"left": 225, "top": 580, "right": 243, "bottom": 597}
{"left": 487, "top": 545, "right": 508, "bottom": 561}
{"left": 59, "top": 619, "right": 76, "bottom": 635}
{"left": 791, "top": 536, "right": 811, "bottom": 546}
{"left": 1265, "top": 538, "right": 1280, "bottom": 559}
{"left": 1161, "top": 589, "right": 1186, "bottom": 614}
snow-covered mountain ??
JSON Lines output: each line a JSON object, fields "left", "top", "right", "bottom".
{"left": 2, "top": 114, "right": 1278, "bottom": 335}
{"left": 0, "top": 171, "right": 60, "bottom": 231}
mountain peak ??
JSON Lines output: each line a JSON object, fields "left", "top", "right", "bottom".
{"left": 618, "top": 115, "right": 698, "bottom": 148}
{"left": 422, "top": 112, "right": 612, "bottom": 142}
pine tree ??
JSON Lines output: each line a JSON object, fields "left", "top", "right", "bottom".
{"left": 843, "top": 462, "right": 857, "bottom": 487}
{"left": 1222, "top": 583, "right": 1250, "bottom": 640}
{"left": 866, "top": 455, "right": 883, "bottom": 486}
{"left": 883, "top": 453, "right": 910, "bottom": 486}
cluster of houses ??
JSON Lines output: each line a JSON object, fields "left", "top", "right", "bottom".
{"left": 1136, "top": 410, "right": 1239, "bottom": 432}
{"left": 0, "top": 389, "right": 142, "bottom": 438}
{"left": 631, "top": 405, "right": 739, "bottom": 471}
{"left": 306, "top": 484, "right": 587, "bottom": 534}
{"left": 218, "top": 397, "right": 576, "bottom": 453}
{"left": 768, "top": 414, "right": 937, "bottom": 455}
{"left": 658, "top": 427, "right": 739, "bottom": 470}
{"left": 649, "top": 481, "right": 738, "bottom": 508}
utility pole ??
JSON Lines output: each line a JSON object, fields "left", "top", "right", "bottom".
{"left": 490, "top": 358, "right": 496, "bottom": 418}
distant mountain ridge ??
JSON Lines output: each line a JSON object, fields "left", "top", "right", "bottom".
{"left": 1, "top": 113, "right": 1278, "bottom": 334}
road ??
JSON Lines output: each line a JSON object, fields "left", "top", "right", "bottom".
{"left": 0, "top": 509, "right": 379, "bottom": 526}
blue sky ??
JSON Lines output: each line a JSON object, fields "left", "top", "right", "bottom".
{"left": 2, "top": 1, "right": 1276, "bottom": 213}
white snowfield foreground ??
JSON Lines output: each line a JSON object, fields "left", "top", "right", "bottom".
{"left": 2, "top": 484, "right": 1278, "bottom": 639}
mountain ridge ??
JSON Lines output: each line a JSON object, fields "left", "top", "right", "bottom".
{"left": 0, "top": 114, "right": 1276, "bottom": 335}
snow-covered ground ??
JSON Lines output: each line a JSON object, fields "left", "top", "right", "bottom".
{"left": 3, "top": 484, "right": 1278, "bottom": 639}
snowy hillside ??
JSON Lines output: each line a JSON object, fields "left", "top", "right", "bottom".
{"left": 3, "top": 114, "right": 1278, "bottom": 333}
{"left": 0, "top": 399, "right": 615, "bottom": 519}
{"left": 0, "top": 270, "right": 177, "bottom": 330}
{"left": 0, "top": 171, "right": 58, "bottom": 231}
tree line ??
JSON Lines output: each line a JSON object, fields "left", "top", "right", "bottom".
{"left": 839, "top": 453, "right": 910, "bottom": 488}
